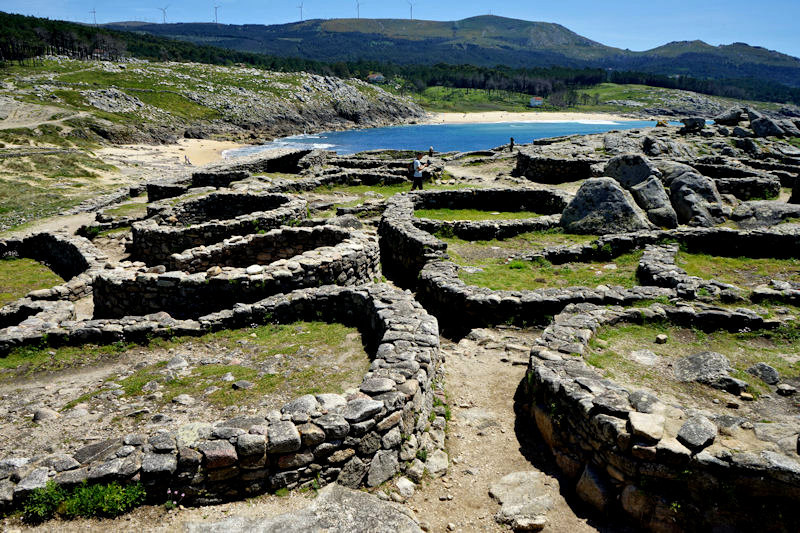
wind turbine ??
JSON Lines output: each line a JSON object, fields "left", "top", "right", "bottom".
{"left": 407, "top": 0, "right": 417, "bottom": 20}
{"left": 158, "top": 5, "right": 169, "bottom": 24}
{"left": 356, "top": 0, "right": 365, "bottom": 19}
{"left": 298, "top": 1, "right": 304, "bottom": 21}
{"left": 214, "top": 5, "right": 220, "bottom": 23}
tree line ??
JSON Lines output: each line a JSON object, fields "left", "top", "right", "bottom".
{"left": 2, "top": 11, "right": 799, "bottom": 105}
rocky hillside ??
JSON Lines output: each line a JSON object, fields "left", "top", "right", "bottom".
{"left": 0, "top": 57, "right": 425, "bottom": 144}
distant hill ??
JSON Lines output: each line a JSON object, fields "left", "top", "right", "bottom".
{"left": 105, "top": 15, "right": 800, "bottom": 87}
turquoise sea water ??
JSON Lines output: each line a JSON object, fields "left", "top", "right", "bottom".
{"left": 225, "top": 120, "right": 660, "bottom": 157}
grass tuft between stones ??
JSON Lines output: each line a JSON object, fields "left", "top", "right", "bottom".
{"left": 22, "top": 481, "right": 146, "bottom": 524}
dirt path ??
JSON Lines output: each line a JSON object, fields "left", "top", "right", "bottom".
{"left": 406, "top": 328, "right": 625, "bottom": 533}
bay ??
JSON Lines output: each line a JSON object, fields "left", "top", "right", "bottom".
{"left": 224, "top": 120, "right": 661, "bottom": 157}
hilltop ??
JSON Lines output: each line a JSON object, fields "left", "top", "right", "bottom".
{"left": 106, "top": 15, "right": 800, "bottom": 87}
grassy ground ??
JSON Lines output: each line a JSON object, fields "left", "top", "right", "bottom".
{"left": 441, "top": 229, "right": 598, "bottom": 263}
{"left": 587, "top": 322, "right": 800, "bottom": 399}
{"left": 457, "top": 251, "right": 642, "bottom": 291}
{"left": 677, "top": 252, "right": 800, "bottom": 288}
{"left": 5, "top": 321, "right": 369, "bottom": 411}
{"left": 0, "top": 257, "right": 64, "bottom": 306}
{"left": 391, "top": 82, "right": 780, "bottom": 115}
{"left": 102, "top": 202, "right": 147, "bottom": 217}
{"left": 415, "top": 208, "right": 542, "bottom": 221}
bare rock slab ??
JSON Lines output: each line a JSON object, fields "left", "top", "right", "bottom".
{"left": 489, "top": 471, "right": 555, "bottom": 532}
{"left": 185, "top": 483, "right": 422, "bottom": 533}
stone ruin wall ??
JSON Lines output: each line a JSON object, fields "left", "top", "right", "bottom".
{"left": 94, "top": 231, "right": 379, "bottom": 319}
{"left": 130, "top": 193, "right": 308, "bottom": 265}
{"left": 0, "top": 285, "right": 443, "bottom": 512}
{"left": 522, "top": 303, "right": 800, "bottom": 532}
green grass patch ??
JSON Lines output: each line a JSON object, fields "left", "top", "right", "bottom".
{"left": 677, "top": 252, "right": 800, "bottom": 288}
{"left": 10, "top": 321, "right": 368, "bottom": 409}
{"left": 22, "top": 481, "right": 145, "bottom": 523}
{"left": 588, "top": 322, "right": 800, "bottom": 399}
{"left": 458, "top": 250, "right": 642, "bottom": 291}
{"left": 103, "top": 202, "right": 147, "bottom": 217}
{"left": 414, "top": 208, "right": 541, "bottom": 221}
{"left": 440, "top": 228, "right": 598, "bottom": 265}
{"left": 0, "top": 257, "right": 64, "bottom": 306}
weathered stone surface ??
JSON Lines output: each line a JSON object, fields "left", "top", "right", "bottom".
{"left": 267, "top": 421, "right": 302, "bottom": 454}
{"left": 425, "top": 449, "right": 449, "bottom": 478}
{"left": 32, "top": 408, "right": 60, "bottom": 422}
{"left": 236, "top": 434, "right": 266, "bottom": 458}
{"left": 367, "top": 450, "right": 399, "bottom": 487}
{"left": 628, "top": 412, "right": 665, "bottom": 443}
{"left": 669, "top": 173, "right": 724, "bottom": 226}
{"left": 714, "top": 107, "right": 745, "bottom": 126}
{"left": 315, "top": 414, "right": 350, "bottom": 439}
{"left": 141, "top": 453, "right": 177, "bottom": 476}
{"left": 677, "top": 416, "right": 717, "bottom": 451}
{"left": 674, "top": 351, "right": 730, "bottom": 385}
{"left": 14, "top": 467, "right": 49, "bottom": 498}
{"left": 297, "top": 423, "right": 326, "bottom": 447}
{"left": 604, "top": 154, "right": 662, "bottom": 189}
{"left": 680, "top": 117, "right": 706, "bottom": 133}
{"left": 629, "top": 176, "right": 678, "bottom": 228}
{"left": 489, "top": 471, "right": 554, "bottom": 532}
{"left": 747, "top": 362, "right": 780, "bottom": 385}
{"left": 751, "top": 117, "right": 785, "bottom": 138}
{"left": 184, "top": 484, "right": 422, "bottom": 533}
{"left": 561, "top": 177, "right": 653, "bottom": 235}
{"left": 342, "top": 398, "right": 383, "bottom": 423}
{"left": 337, "top": 457, "right": 368, "bottom": 488}
{"left": 281, "top": 395, "right": 319, "bottom": 415}
{"left": 576, "top": 464, "right": 613, "bottom": 511}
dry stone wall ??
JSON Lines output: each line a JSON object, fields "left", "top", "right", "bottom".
{"left": 0, "top": 232, "right": 105, "bottom": 303}
{"left": 94, "top": 229, "right": 379, "bottom": 319}
{"left": 0, "top": 284, "right": 442, "bottom": 511}
{"left": 522, "top": 302, "right": 800, "bottom": 532}
{"left": 130, "top": 192, "right": 307, "bottom": 265}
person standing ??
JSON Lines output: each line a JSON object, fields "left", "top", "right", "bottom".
{"left": 411, "top": 153, "right": 429, "bottom": 190}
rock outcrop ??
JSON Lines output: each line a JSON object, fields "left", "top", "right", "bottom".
{"left": 560, "top": 178, "right": 654, "bottom": 234}
{"left": 185, "top": 484, "right": 422, "bottom": 533}
{"left": 669, "top": 172, "right": 725, "bottom": 226}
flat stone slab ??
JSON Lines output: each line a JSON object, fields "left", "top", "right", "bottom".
{"left": 489, "top": 471, "right": 556, "bottom": 531}
{"left": 184, "top": 483, "right": 421, "bottom": 533}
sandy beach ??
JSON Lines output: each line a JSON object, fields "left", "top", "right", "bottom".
{"left": 425, "top": 111, "right": 646, "bottom": 124}
{"left": 98, "top": 138, "right": 246, "bottom": 168}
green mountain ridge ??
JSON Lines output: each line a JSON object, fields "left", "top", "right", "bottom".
{"left": 104, "top": 15, "right": 800, "bottom": 86}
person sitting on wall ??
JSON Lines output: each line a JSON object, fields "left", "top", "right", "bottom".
{"left": 411, "top": 152, "right": 429, "bottom": 191}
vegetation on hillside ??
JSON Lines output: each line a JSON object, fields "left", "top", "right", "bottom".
{"left": 3, "top": 11, "right": 800, "bottom": 105}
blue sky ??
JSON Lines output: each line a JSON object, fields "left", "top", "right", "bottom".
{"left": 5, "top": 0, "right": 800, "bottom": 58}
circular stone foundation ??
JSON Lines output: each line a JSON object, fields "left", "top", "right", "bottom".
{"left": 0, "top": 284, "right": 441, "bottom": 511}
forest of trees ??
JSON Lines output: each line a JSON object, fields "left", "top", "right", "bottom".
{"left": 2, "top": 11, "right": 800, "bottom": 106}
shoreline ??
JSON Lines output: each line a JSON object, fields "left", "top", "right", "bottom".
{"left": 424, "top": 111, "right": 649, "bottom": 125}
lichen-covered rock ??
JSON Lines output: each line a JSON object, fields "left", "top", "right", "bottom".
{"left": 604, "top": 154, "right": 662, "bottom": 189}
{"left": 669, "top": 172, "right": 725, "bottom": 226}
{"left": 750, "top": 117, "right": 785, "bottom": 138}
{"left": 630, "top": 176, "right": 678, "bottom": 228}
{"left": 560, "top": 178, "right": 654, "bottom": 235}
{"left": 714, "top": 107, "right": 746, "bottom": 126}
